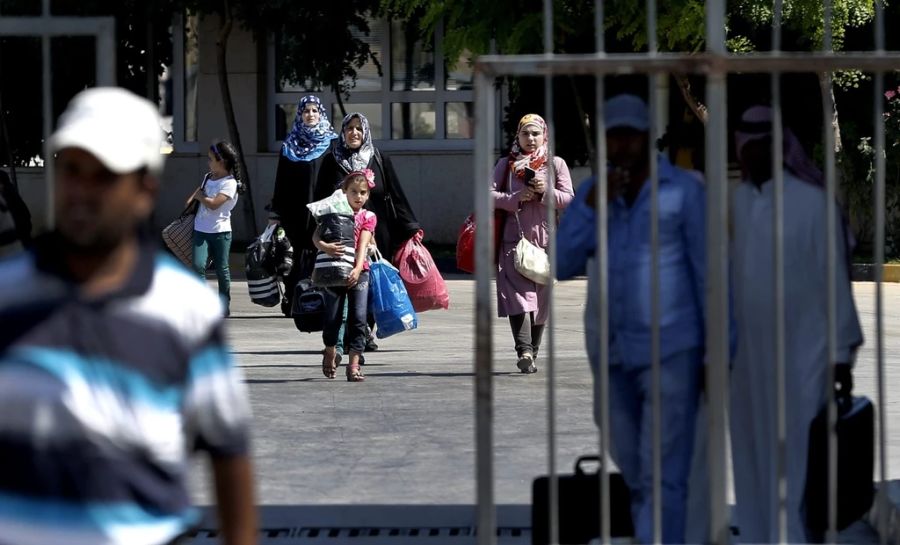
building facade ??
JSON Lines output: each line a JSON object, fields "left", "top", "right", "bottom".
{"left": 156, "top": 13, "right": 502, "bottom": 246}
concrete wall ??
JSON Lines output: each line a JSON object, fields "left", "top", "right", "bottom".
{"left": 17, "top": 155, "right": 587, "bottom": 248}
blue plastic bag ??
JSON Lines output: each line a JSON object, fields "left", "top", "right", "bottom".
{"left": 368, "top": 252, "right": 417, "bottom": 339}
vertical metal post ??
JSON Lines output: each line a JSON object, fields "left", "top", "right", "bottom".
{"left": 474, "top": 69, "right": 496, "bottom": 545}
{"left": 704, "top": 2, "right": 730, "bottom": 544}
{"left": 771, "top": 2, "right": 788, "bottom": 543}
{"left": 96, "top": 18, "right": 116, "bottom": 86}
{"left": 542, "top": 2, "right": 559, "bottom": 544}
{"left": 646, "top": 1, "right": 662, "bottom": 543}
{"left": 872, "top": 3, "right": 889, "bottom": 544}
{"left": 594, "top": 3, "right": 612, "bottom": 544}
{"left": 822, "top": 2, "right": 839, "bottom": 543}
{"left": 41, "top": 15, "right": 54, "bottom": 230}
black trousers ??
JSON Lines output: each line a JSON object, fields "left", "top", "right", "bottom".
{"left": 508, "top": 312, "right": 545, "bottom": 358}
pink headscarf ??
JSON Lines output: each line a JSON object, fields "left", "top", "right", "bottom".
{"left": 508, "top": 114, "right": 549, "bottom": 179}
{"left": 735, "top": 105, "right": 824, "bottom": 188}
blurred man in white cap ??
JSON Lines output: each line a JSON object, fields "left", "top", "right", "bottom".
{"left": 0, "top": 87, "right": 257, "bottom": 545}
{"left": 558, "top": 93, "right": 711, "bottom": 543}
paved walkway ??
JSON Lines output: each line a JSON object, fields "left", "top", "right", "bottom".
{"left": 185, "top": 278, "right": 897, "bottom": 543}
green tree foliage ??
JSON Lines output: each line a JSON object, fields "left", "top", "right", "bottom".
{"left": 241, "top": 1, "right": 381, "bottom": 102}
{"left": 732, "top": 0, "right": 875, "bottom": 50}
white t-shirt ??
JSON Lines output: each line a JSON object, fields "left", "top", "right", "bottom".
{"left": 194, "top": 175, "right": 238, "bottom": 233}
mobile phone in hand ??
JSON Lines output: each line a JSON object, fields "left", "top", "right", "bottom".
{"left": 523, "top": 166, "right": 536, "bottom": 185}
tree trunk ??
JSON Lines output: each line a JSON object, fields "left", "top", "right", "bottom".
{"left": 567, "top": 76, "right": 596, "bottom": 174}
{"left": 216, "top": 0, "right": 258, "bottom": 235}
{"left": 819, "top": 72, "right": 842, "bottom": 153}
{"left": 674, "top": 73, "right": 708, "bottom": 124}
{"left": 332, "top": 83, "right": 347, "bottom": 120}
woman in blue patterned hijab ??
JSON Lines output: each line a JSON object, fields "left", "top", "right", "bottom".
{"left": 269, "top": 95, "right": 339, "bottom": 315}
{"left": 281, "top": 95, "right": 338, "bottom": 162}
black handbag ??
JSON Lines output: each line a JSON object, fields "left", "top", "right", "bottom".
{"left": 804, "top": 392, "right": 875, "bottom": 535}
{"left": 291, "top": 278, "right": 327, "bottom": 333}
{"left": 531, "top": 455, "right": 634, "bottom": 545}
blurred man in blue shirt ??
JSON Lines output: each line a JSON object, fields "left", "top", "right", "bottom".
{"left": 557, "top": 94, "right": 706, "bottom": 544}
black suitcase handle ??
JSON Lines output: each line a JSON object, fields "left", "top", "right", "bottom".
{"left": 574, "top": 455, "right": 603, "bottom": 476}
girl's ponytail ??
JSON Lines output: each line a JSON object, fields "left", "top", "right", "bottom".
{"left": 211, "top": 140, "right": 246, "bottom": 194}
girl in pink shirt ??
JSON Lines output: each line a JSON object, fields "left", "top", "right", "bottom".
{"left": 314, "top": 169, "right": 377, "bottom": 381}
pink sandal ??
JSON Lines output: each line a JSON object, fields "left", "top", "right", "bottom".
{"left": 346, "top": 362, "right": 365, "bottom": 382}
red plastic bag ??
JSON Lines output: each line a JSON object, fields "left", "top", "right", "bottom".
{"left": 393, "top": 230, "right": 450, "bottom": 312}
{"left": 456, "top": 214, "right": 477, "bottom": 273}
{"left": 455, "top": 211, "right": 506, "bottom": 274}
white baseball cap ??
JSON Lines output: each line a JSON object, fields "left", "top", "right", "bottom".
{"left": 50, "top": 87, "right": 165, "bottom": 175}
{"left": 604, "top": 94, "right": 650, "bottom": 132}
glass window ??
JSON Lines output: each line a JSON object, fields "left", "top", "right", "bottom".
{"left": 390, "top": 21, "right": 434, "bottom": 91}
{"left": 391, "top": 103, "right": 435, "bottom": 139}
{"left": 333, "top": 104, "right": 383, "bottom": 139}
{"left": 183, "top": 13, "right": 199, "bottom": 142}
{"left": 446, "top": 50, "right": 473, "bottom": 91}
{"left": 275, "top": 103, "right": 298, "bottom": 142}
{"left": 445, "top": 102, "right": 473, "bottom": 139}
{"left": 341, "top": 22, "right": 385, "bottom": 92}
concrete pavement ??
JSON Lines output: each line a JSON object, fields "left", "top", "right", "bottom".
{"left": 185, "top": 278, "right": 898, "bottom": 543}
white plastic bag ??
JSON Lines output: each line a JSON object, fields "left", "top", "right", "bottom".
{"left": 306, "top": 189, "right": 353, "bottom": 218}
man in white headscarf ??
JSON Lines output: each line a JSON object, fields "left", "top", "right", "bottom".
{"left": 730, "top": 105, "right": 863, "bottom": 543}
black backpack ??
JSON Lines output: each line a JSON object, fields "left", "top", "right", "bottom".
{"left": 291, "top": 278, "right": 327, "bottom": 333}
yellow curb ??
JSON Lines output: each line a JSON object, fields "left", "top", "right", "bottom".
{"left": 885, "top": 264, "right": 900, "bottom": 283}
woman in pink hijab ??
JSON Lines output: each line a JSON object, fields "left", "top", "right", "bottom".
{"left": 492, "top": 114, "right": 574, "bottom": 373}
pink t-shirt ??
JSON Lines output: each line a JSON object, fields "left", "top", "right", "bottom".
{"left": 354, "top": 209, "right": 377, "bottom": 270}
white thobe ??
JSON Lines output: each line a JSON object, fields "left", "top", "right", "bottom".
{"left": 730, "top": 172, "right": 863, "bottom": 543}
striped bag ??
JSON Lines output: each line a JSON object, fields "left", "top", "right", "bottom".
{"left": 161, "top": 204, "right": 198, "bottom": 268}
{"left": 310, "top": 213, "right": 356, "bottom": 287}
{"left": 245, "top": 224, "right": 281, "bottom": 307}
{"left": 162, "top": 174, "right": 209, "bottom": 268}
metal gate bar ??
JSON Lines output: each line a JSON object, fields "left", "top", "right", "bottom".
{"left": 873, "top": 3, "right": 889, "bottom": 545}
{"left": 473, "top": 2, "right": 892, "bottom": 545}
{"left": 593, "top": 3, "right": 613, "bottom": 545}
{"left": 771, "top": 2, "right": 788, "bottom": 543}
{"left": 703, "top": 3, "right": 730, "bottom": 543}
{"left": 541, "top": 0, "right": 560, "bottom": 544}
{"left": 474, "top": 66, "right": 496, "bottom": 545}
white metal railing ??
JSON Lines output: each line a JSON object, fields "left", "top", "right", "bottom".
{"left": 472, "top": 1, "right": 891, "bottom": 544}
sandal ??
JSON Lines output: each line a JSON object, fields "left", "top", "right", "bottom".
{"left": 346, "top": 362, "right": 365, "bottom": 382}
{"left": 322, "top": 347, "right": 338, "bottom": 379}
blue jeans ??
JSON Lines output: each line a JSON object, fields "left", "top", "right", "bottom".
{"left": 193, "top": 230, "right": 232, "bottom": 309}
{"left": 323, "top": 271, "right": 369, "bottom": 354}
{"left": 606, "top": 348, "right": 703, "bottom": 544}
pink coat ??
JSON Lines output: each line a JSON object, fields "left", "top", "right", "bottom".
{"left": 492, "top": 156, "right": 574, "bottom": 323}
